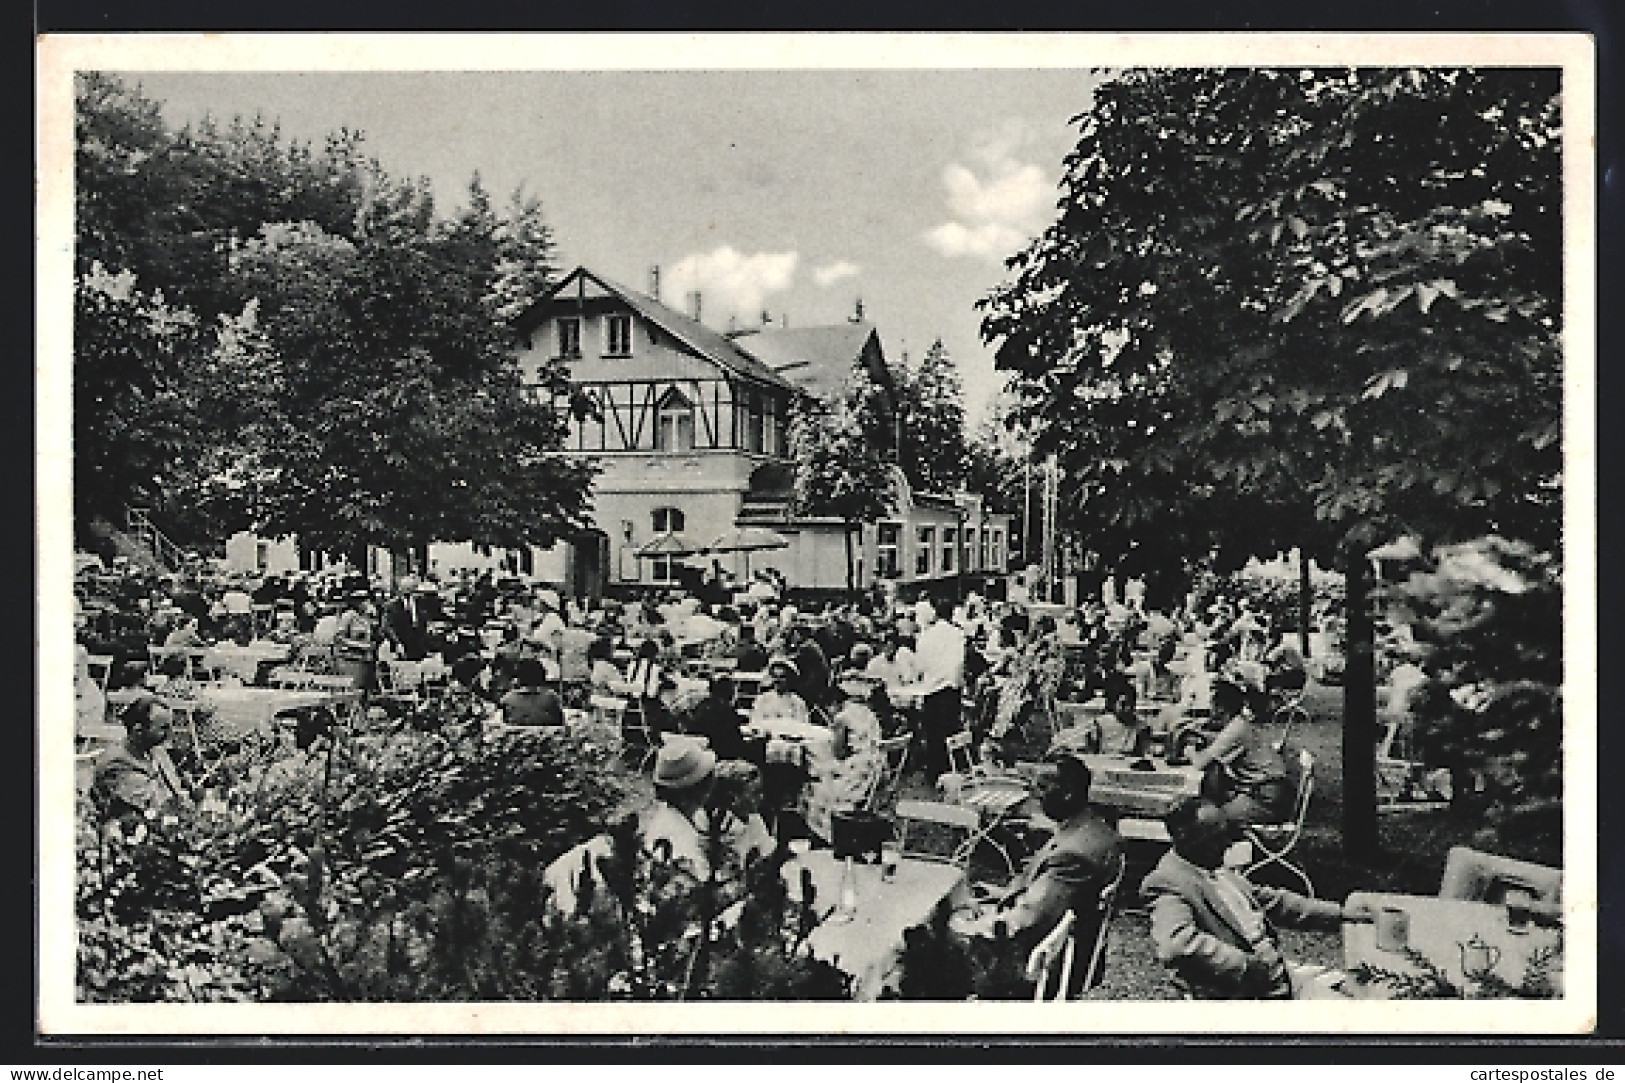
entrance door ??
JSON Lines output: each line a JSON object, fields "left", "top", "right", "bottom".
{"left": 571, "top": 530, "right": 609, "bottom": 603}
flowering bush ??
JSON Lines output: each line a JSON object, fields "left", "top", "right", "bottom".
{"left": 1384, "top": 537, "right": 1562, "bottom": 845}
{"left": 78, "top": 704, "right": 849, "bottom": 1001}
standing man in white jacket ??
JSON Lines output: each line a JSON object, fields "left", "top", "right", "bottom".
{"left": 914, "top": 597, "right": 965, "bottom": 782}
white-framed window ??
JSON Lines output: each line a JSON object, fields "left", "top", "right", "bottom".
{"left": 656, "top": 389, "right": 695, "bottom": 452}
{"left": 991, "top": 529, "right": 1004, "bottom": 569}
{"left": 942, "top": 527, "right": 957, "bottom": 573}
{"left": 876, "top": 522, "right": 901, "bottom": 577}
{"left": 743, "top": 391, "right": 765, "bottom": 453}
{"left": 965, "top": 527, "right": 978, "bottom": 571}
{"left": 915, "top": 527, "right": 934, "bottom": 577}
{"left": 557, "top": 316, "right": 582, "bottom": 359}
{"left": 606, "top": 313, "right": 633, "bottom": 357}
{"left": 763, "top": 398, "right": 778, "bottom": 456}
{"left": 650, "top": 507, "right": 686, "bottom": 582}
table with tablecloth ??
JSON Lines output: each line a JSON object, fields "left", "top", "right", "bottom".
{"left": 1341, "top": 891, "right": 1564, "bottom": 999}
{"left": 1045, "top": 722, "right": 1203, "bottom": 817}
{"left": 742, "top": 717, "right": 836, "bottom": 763}
{"left": 782, "top": 849, "right": 970, "bottom": 1000}
{"left": 192, "top": 686, "right": 358, "bottom": 741}
{"left": 202, "top": 642, "right": 292, "bottom": 683}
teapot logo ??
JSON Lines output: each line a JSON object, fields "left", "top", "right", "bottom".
{"left": 1458, "top": 934, "right": 1503, "bottom": 978}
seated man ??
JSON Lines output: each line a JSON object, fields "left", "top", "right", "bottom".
{"left": 1184, "top": 679, "right": 1295, "bottom": 824}
{"left": 685, "top": 675, "right": 753, "bottom": 763}
{"left": 498, "top": 657, "right": 564, "bottom": 728}
{"left": 955, "top": 747, "right": 1123, "bottom": 959}
{"left": 93, "top": 694, "right": 192, "bottom": 817}
{"left": 1143, "top": 797, "right": 1366, "bottom": 999}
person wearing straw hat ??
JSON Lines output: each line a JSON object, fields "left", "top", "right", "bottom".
{"left": 750, "top": 657, "right": 809, "bottom": 726}
{"left": 640, "top": 737, "right": 722, "bottom": 878}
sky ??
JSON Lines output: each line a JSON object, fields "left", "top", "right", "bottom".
{"left": 124, "top": 68, "right": 1103, "bottom": 426}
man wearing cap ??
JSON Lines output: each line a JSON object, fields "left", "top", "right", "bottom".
{"left": 913, "top": 597, "right": 966, "bottom": 781}
{"left": 381, "top": 578, "right": 432, "bottom": 662}
{"left": 955, "top": 747, "right": 1122, "bottom": 959}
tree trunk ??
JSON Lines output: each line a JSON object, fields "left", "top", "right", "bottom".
{"left": 1342, "top": 549, "right": 1380, "bottom": 860}
{"left": 1299, "top": 548, "right": 1313, "bottom": 659}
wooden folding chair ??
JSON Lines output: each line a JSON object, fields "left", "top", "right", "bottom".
{"left": 893, "top": 798, "right": 981, "bottom": 870}
{"left": 863, "top": 734, "right": 912, "bottom": 814}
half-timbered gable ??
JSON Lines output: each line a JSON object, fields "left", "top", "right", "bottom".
{"left": 514, "top": 268, "right": 797, "bottom": 459}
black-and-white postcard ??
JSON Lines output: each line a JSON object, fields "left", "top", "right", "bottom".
{"left": 36, "top": 32, "right": 1597, "bottom": 1036}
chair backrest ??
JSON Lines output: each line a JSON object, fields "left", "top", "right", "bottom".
{"left": 1439, "top": 845, "right": 1562, "bottom": 904}
{"left": 85, "top": 654, "right": 114, "bottom": 694}
{"left": 1079, "top": 853, "right": 1128, "bottom": 991}
{"left": 944, "top": 729, "right": 977, "bottom": 775}
{"left": 732, "top": 672, "right": 765, "bottom": 710}
{"left": 1028, "top": 909, "right": 1078, "bottom": 1002}
{"left": 1280, "top": 748, "right": 1315, "bottom": 830}
{"left": 894, "top": 798, "right": 980, "bottom": 868}
{"left": 861, "top": 734, "right": 912, "bottom": 813}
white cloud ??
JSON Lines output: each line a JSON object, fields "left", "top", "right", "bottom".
{"left": 666, "top": 246, "right": 798, "bottom": 323}
{"left": 924, "top": 124, "right": 1053, "bottom": 262}
{"left": 813, "top": 260, "right": 861, "bottom": 288}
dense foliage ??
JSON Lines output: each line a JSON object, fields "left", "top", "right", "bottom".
{"left": 790, "top": 370, "right": 895, "bottom": 593}
{"left": 979, "top": 67, "right": 1563, "bottom": 853}
{"left": 73, "top": 74, "right": 593, "bottom": 559}
{"left": 1386, "top": 537, "right": 1562, "bottom": 843}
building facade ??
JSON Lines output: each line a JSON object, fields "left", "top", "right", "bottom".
{"left": 226, "top": 266, "right": 1010, "bottom": 599}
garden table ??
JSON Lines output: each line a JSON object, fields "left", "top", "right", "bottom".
{"left": 782, "top": 849, "right": 970, "bottom": 1000}
{"left": 1065, "top": 748, "right": 1202, "bottom": 817}
{"left": 203, "top": 641, "right": 291, "bottom": 683}
{"left": 194, "top": 686, "right": 357, "bottom": 741}
{"left": 742, "top": 717, "right": 835, "bottom": 762}
{"left": 1341, "top": 891, "right": 1564, "bottom": 999}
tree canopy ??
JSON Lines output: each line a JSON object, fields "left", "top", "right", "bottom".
{"left": 980, "top": 67, "right": 1563, "bottom": 854}
{"left": 890, "top": 339, "right": 969, "bottom": 497}
{"left": 981, "top": 67, "right": 1561, "bottom": 575}
{"left": 74, "top": 74, "right": 592, "bottom": 559}
{"left": 790, "top": 370, "right": 894, "bottom": 593}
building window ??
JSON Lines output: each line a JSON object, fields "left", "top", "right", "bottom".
{"left": 978, "top": 527, "right": 989, "bottom": 569}
{"left": 606, "top": 314, "right": 633, "bottom": 357}
{"left": 876, "top": 523, "right": 901, "bottom": 577}
{"left": 965, "top": 527, "right": 978, "bottom": 571}
{"left": 742, "top": 390, "right": 765, "bottom": 454}
{"left": 991, "top": 529, "right": 1004, "bottom": 569}
{"left": 763, "top": 398, "right": 778, "bottom": 456}
{"left": 649, "top": 507, "right": 686, "bottom": 582}
{"left": 916, "top": 527, "right": 935, "bottom": 577}
{"left": 656, "top": 389, "right": 695, "bottom": 452}
{"left": 942, "top": 527, "right": 957, "bottom": 573}
{"left": 557, "top": 317, "right": 582, "bottom": 359}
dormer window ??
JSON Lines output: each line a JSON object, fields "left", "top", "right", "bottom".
{"left": 656, "top": 388, "right": 695, "bottom": 452}
{"left": 557, "top": 317, "right": 582, "bottom": 359}
{"left": 606, "top": 313, "right": 633, "bottom": 357}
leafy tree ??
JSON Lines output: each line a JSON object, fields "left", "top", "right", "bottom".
{"left": 73, "top": 266, "right": 206, "bottom": 533}
{"left": 73, "top": 74, "right": 593, "bottom": 566}
{"left": 892, "top": 338, "right": 968, "bottom": 495}
{"left": 790, "top": 372, "right": 894, "bottom": 595}
{"left": 980, "top": 67, "right": 1561, "bottom": 856}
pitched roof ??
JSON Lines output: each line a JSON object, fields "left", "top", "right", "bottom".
{"left": 732, "top": 323, "right": 882, "bottom": 401}
{"left": 518, "top": 268, "right": 794, "bottom": 391}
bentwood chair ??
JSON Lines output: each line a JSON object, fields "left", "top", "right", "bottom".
{"left": 1242, "top": 748, "right": 1316, "bottom": 896}
{"left": 1028, "top": 853, "right": 1127, "bottom": 1001}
